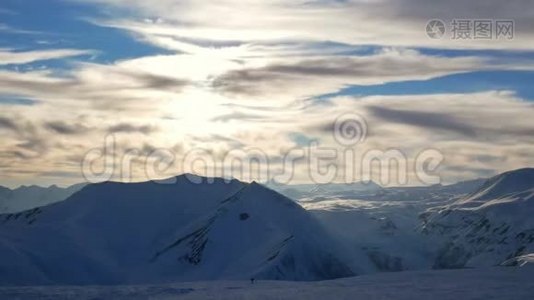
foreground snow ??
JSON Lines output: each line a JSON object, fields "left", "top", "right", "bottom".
{"left": 1, "top": 267, "right": 533, "bottom": 300}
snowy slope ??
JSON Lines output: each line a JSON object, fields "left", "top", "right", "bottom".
{"left": 0, "top": 186, "right": 9, "bottom": 197}
{"left": 0, "top": 175, "right": 363, "bottom": 285}
{"left": 300, "top": 178, "right": 486, "bottom": 272}
{"left": 457, "top": 168, "right": 534, "bottom": 207}
{"left": 0, "top": 183, "right": 85, "bottom": 213}
{"left": 422, "top": 168, "right": 534, "bottom": 268}
{"left": 1, "top": 267, "right": 533, "bottom": 300}
{"left": 502, "top": 253, "right": 534, "bottom": 267}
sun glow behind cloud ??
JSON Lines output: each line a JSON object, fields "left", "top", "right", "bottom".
{"left": 0, "top": 0, "right": 533, "bottom": 187}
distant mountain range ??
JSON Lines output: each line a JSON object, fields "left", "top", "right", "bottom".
{"left": 0, "top": 183, "right": 86, "bottom": 213}
{"left": 267, "top": 180, "right": 382, "bottom": 200}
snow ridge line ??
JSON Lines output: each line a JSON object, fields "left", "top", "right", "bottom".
{"left": 149, "top": 184, "right": 250, "bottom": 264}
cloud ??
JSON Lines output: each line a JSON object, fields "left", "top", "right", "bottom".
{"left": 1, "top": 88, "right": 533, "bottom": 186}
{"left": 0, "top": 116, "right": 19, "bottom": 132}
{"left": 0, "top": 60, "right": 191, "bottom": 111}
{"left": 108, "top": 123, "right": 156, "bottom": 134}
{"left": 367, "top": 106, "right": 478, "bottom": 137}
{"left": 0, "top": 116, "right": 50, "bottom": 162}
{"left": 0, "top": 49, "right": 95, "bottom": 65}
{"left": 16, "top": 137, "right": 47, "bottom": 154}
{"left": 84, "top": 0, "right": 534, "bottom": 50}
{"left": 251, "top": 91, "right": 534, "bottom": 184}
{"left": 211, "top": 112, "right": 269, "bottom": 123}
{"left": 0, "top": 24, "right": 41, "bottom": 35}
{"left": 1, "top": 0, "right": 533, "bottom": 187}
{"left": 212, "top": 49, "right": 489, "bottom": 100}
{"left": 44, "top": 121, "right": 89, "bottom": 135}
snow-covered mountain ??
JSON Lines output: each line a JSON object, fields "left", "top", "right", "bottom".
{"left": 301, "top": 178, "right": 486, "bottom": 272}
{"left": 421, "top": 168, "right": 534, "bottom": 268}
{"left": 2, "top": 168, "right": 533, "bottom": 287}
{"left": 0, "top": 183, "right": 85, "bottom": 213}
{"left": 0, "top": 175, "right": 365, "bottom": 286}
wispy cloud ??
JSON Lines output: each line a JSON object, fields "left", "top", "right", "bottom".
{"left": 108, "top": 123, "right": 157, "bottom": 134}
{"left": 44, "top": 121, "right": 89, "bottom": 135}
{"left": 0, "top": 24, "right": 42, "bottom": 35}
{"left": 0, "top": 116, "right": 19, "bottom": 132}
{"left": 211, "top": 49, "right": 490, "bottom": 100}
{"left": 84, "top": 0, "right": 534, "bottom": 50}
{"left": 367, "top": 106, "right": 478, "bottom": 137}
{"left": 0, "top": 48, "right": 95, "bottom": 65}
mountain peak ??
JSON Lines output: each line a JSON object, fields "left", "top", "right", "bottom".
{"left": 459, "top": 168, "right": 534, "bottom": 205}
{"left": 0, "top": 173, "right": 358, "bottom": 284}
{"left": 171, "top": 173, "right": 241, "bottom": 185}
{"left": 494, "top": 168, "right": 534, "bottom": 181}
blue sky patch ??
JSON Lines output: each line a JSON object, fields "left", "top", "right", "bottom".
{"left": 0, "top": 0, "right": 168, "bottom": 64}
{"left": 321, "top": 70, "right": 534, "bottom": 101}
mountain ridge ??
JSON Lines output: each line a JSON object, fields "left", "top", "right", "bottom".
{"left": 422, "top": 168, "right": 534, "bottom": 269}
{"left": 0, "top": 176, "right": 362, "bottom": 285}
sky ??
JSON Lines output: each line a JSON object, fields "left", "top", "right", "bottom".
{"left": 0, "top": 0, "right": 533, "bottom": 188}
